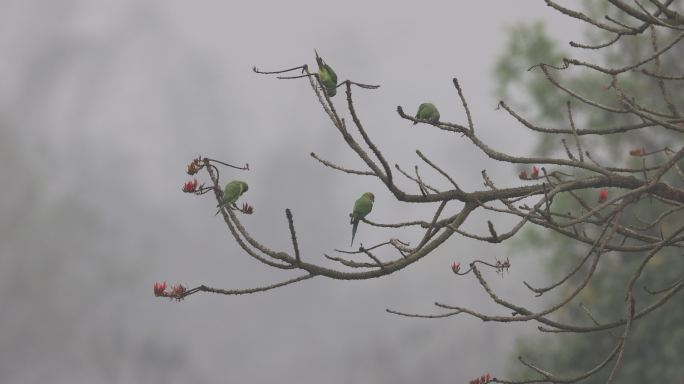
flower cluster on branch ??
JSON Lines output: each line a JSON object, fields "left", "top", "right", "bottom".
{"left": 156, "top": 2, "right": 684, "bottom": 382}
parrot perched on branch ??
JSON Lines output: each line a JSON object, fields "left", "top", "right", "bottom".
{"left": 350, "top": 192, "right": 375, "bottom": 246}
{"left": 315, "top": 49, "right": 338, "bottom": 97}
{"left": 215, "top": 180, "right": 248, "bottom": 215}
{"left": 414, "top": 103, "right": 440, "bottom": 125}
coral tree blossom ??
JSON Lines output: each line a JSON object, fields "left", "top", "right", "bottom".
{"left": 531, "top": 165, "right": 540, "bottom": 178}
{"left": 182, "top": 178, "right": 199, "bottom": 193}
{"left": 598, "top": 188, "right": 609, "bottom": 203}
{"left": 153, "top": 281, "right": 167, "bottom": 297}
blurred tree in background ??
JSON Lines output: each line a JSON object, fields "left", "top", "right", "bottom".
{"left": 495, "top": 2, "right": 684, "bottom": 383}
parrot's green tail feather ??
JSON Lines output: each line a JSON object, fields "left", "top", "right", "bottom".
{"left": 314, "top": 49, "right": 323, "bottom": 68}
{"left": 351, "top": 219, "right": 359, "bottom": 246}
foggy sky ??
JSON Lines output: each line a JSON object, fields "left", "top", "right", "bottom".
{"left": 0, "top": 1, "right": 583, "bottom": 383}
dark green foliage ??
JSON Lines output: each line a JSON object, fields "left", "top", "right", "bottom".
{"left": 496, "top": 4, "right": 684, "bottom": 383}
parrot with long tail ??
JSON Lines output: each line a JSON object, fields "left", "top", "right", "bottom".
{"left": 350, "top": 192, "right": 375, "bottom": 246}
{"left": 315, "top": 49, "right": 338, "bottom": 97}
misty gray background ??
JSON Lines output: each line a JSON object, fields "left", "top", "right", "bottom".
{"left": 0, "top": 1, "right": 582, "bottom": 383}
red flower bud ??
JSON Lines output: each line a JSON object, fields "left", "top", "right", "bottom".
{"left": 518, "top": 170, "right": 528, "bottom": 180}
{"left": 598, "top": 188, "right": 608, "bottom": 203}
{"left": 452, "top": 261, "right": 461, "bottom": 274}
{"left": 186, "top": 158, "right": 202, "bottom": 175}
{"left": 170, "top": 283, "right": 186, "bottom": 297}
{"left": 629, "top": 147, "right": 646, "bottom": 157}
{"left": 182, "top": 178, "right": 199, "bottom": 193}
{"left": 242, "top": 202, "right": 254, "bottom": 215}
{"left": 531, "top": 166, "right": 540, "bottom": 178}
{"left": 154, "top": 281, "right": 167, "bottom": 297}
{"left": 469, "top": 372, "right": 492, "bottom": 384}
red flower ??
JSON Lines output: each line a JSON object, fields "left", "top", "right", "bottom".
{"left": 242, "top": 202, "right": 254, "bottom": 215}
{"left": 518, "top": 170, "right": 528, "bottom": 180}
{"left": 468, "top": 373, "right": 492, "bottom": 384}
{"left": 452, "top": 261, "right": 461, "bottom": 274}
{"left": 170, "top": 283, "right": 186, "bottom": 297}
{"left": 531, "top": 165, "right": 540, "bottom": 178}
{"left": 629, "top": 147, "right": 646, "bottom": 157}
{"left": 186, "top": 158, "right": 202, "bottom": 175}
{"left": 154, "top": 281, "right": 167, "bottom": 297}
{"left": 598, "top": 188, "right": 608, "bottom": 203}
{"left": 182, "top": 178, "right": 199, "bottom": 193}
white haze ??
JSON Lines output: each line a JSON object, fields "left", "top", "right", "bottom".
{"left": 0, "top": 1, "right": 581, "bottom": 383}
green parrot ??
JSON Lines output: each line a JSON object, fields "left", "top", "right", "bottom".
{"left": 215, "top": 180, "right": 248, "bottom": 215}
{"left": 414, "top": 102, "right": 440, "bottom": 125}
{"left": 350, "top": 192, "right": 375, "bottom": 246}
{"left": 315, "top": 49, "right": 337, "bottom": 97}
